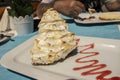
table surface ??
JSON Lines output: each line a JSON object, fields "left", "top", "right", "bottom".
{"left": 0, "top": 15, "right": 120, "bottom": 80}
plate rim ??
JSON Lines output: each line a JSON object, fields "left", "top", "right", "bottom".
{"left": 74, "top": 12, "right": 120, "bottom": 24}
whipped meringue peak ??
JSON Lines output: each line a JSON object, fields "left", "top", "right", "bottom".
{"left": 30, "top": 8, "right": 76, "bottom": 65}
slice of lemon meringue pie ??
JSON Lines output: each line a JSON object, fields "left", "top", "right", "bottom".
{"left": 30, "top": 8, "right": 76, "bottom": 65}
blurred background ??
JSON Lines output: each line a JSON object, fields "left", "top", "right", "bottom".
{"left": 0, "top": 0, "right": 41, "bottom": 19}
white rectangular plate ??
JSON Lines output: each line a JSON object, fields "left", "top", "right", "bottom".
{"left": 74, "top": 12, "right": 120, "bottom": 24}
{"left": 1, "top": 36, "right": 120, "bottom": 80}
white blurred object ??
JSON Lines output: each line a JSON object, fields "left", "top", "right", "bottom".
{"left": 0, "top": 7, "right": 33, "bottom": 35}
{"left": 118, "top": 24, "right": 120, "bottom": 31}
{"left": 0, "top": 7, "right": 14, "bottom": 32}
{"left": 0, "top": 7, "right": 9, "bottom": 31}
{"left": 12, "top": 15, "right": 34, "bottom": 35}
{"left": 41, "top": 0, "right": 53, "bottom": 3}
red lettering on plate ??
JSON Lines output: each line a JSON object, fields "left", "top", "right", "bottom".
{"left": 73, "top": 42, "right": 120, "bottom": 80}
